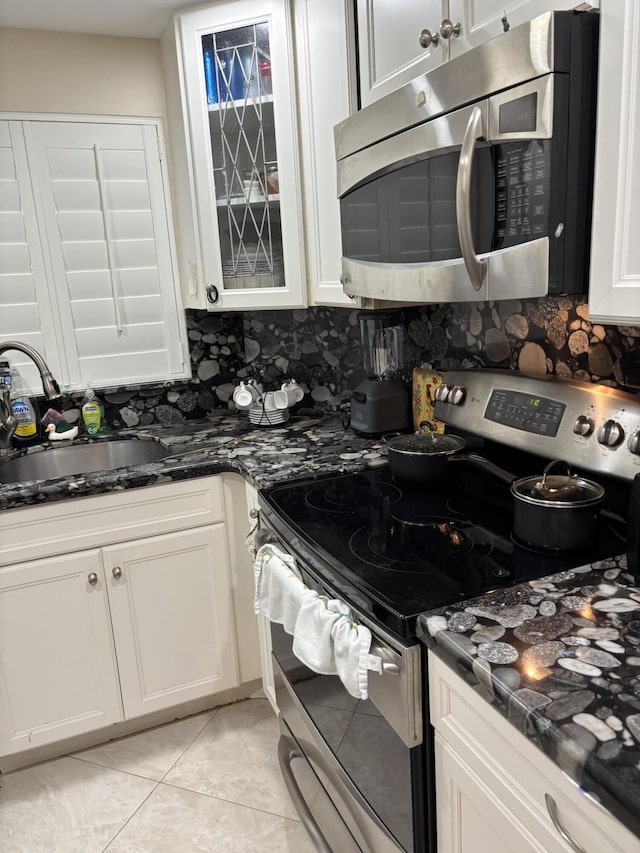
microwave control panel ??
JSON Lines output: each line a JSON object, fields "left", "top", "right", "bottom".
{"left": 494, "top": 141, "right": 550, "bottom": 248}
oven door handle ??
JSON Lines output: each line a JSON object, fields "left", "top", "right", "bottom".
{"left": 278, "top": 735, "right": 334, "bottom": 853}
{"left": 456, "top": 105, "right": 488, "bottom": 292}
{"left": 369, "top": 641, "right": 400, "bottom": 675}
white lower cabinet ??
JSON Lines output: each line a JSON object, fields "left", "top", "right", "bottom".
{"left": 429, "top": 650, "right": 640, "bottom": 853}
{"left": 435, "top": 736, "right": 540, "bottom": 853}
{"left": 104, "top": 526, "right": 237, "bottom": 720}
{"left": 0, "top": 550, "right": 121, "bottom": 755}
{"left": 0, "top": 477, "right": 244, "bottom": 763}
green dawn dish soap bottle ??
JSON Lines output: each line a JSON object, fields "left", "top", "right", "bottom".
{"left": 10, "top": 367, "right": 41, "bottom": 448}
{"left": 81, "top": 386, "right": 105, "bottom": 436}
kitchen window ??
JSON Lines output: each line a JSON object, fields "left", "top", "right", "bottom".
{"left": 0, "top": 114, "right": 189, "bottom": 393}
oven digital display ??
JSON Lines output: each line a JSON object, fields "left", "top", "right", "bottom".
{"left": 484, "top": 388, "right": 565, "bottom": 436}
{"left": 499, "top": 92, "right": 538, "bottom": 134}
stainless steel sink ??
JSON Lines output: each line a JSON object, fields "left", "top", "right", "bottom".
{"left": 0, "top": 439, "right": 171, "bottom": 484}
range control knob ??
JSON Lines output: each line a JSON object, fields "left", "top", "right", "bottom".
{"left": 434, "top": 384, "right": 450, "bottom": 402}
{"left": 597, "top": 419, "right": 625, "bottom": 448}
{"left": 449, "top": 385, "right": 466, "bottom": 405}
{"left": 573, "top": 415, "right": 594, "bottom": 437}
{"left": 629, "top": 430, "right": 640, "bottom": 455}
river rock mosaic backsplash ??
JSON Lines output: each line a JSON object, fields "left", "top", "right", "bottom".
{"left": 57, "top": 296, "right": 640, "bottom": 430}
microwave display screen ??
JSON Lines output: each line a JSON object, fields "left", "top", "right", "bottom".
{"left": 499, "top": 93, "right": 538, "bottom": 134}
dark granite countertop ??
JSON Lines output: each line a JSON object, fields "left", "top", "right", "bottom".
{"left": 0, "top": 413, "right": 386, "bottom": 511}
{"left": 417, "top": 555, "right": 640, "bottom": 841}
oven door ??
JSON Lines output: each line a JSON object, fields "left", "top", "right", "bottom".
{"left": 269, "top": 575, "right": 430, "bottom": 853}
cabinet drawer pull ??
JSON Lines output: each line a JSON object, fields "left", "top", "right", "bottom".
{"left": 87, "top": 572, "right": 98, "bottom": 586}
{"left": 545, "top": 793, "right": 587, "bottom": 853}
{"left": 112, "top": 566, "right": 123, "bottom": 580}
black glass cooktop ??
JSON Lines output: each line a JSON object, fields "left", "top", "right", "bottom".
{"left": 259, "top": 464, "right": 626, "bottom": 639}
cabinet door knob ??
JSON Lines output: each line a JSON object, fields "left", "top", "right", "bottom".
{"left": 88, "top": 572, "right": 98, "bottom": 586}
{"left": 112, "top": 566, "right": 123, "bottom": 580}
{"left": 419, "top": 28, "right": 439, "bottom": 49}
{"left": 206, "top": 283, "right": 219, "bottom": 304}
{"left": 439, "top": 19, "right": 461, "bottom": 39}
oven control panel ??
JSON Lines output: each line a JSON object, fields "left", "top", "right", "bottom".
{"left": 434, "top": 369, "right": 640, "bottom": 481}
{"left": 484, "top": 389, "right": 565, "bottom": 437}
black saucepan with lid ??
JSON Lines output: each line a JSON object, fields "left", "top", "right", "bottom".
{"left": 467, "top": 456, "right": 605, "bottom": 551}
{"left": 385, "top": 423, "right": 467, "bottom": 484}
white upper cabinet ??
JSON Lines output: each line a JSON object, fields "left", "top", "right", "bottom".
{"left": 293, "top": 0, "right": 359, "bottom": 307}
{"left": 0, "top": 116, "right": 189, "bottom": 393}
{"left": 448, "top": 1, "right": 599, "bottom": 56}
{"left": 589, "top": 0, "right": 640, "bottom": 324}
{"left": 173, "top": 0, "right": 306, "bottom": 311}
{"left": 356, "top": 1, "right": 600, "bottom": 106}
{"left": 356, "top": 0, "right": 449, "bottom": 107}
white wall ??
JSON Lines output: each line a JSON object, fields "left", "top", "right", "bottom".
{"left": 0, "top": 28, "right": 166, "bottom": 117}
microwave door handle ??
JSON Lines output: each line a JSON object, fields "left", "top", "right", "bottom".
{"left": 456, "top": 106, "right": 487, "bottom": 292}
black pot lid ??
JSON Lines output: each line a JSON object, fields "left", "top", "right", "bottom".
{"left": 388, "top": 432, "right": 466, "bottom": 457}
{"left": 512, "top": 464, "right": 604, "bottom": 506}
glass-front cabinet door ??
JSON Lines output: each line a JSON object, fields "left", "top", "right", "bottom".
{"left": 177, "top": 1, "right": 306, "bottom": 310}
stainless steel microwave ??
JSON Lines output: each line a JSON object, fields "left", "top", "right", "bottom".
{"left": 334, "top": 11, "right": 599, "bottom": 304}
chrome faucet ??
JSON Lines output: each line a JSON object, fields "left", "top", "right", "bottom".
{"left": 0, "top": 342, "right": 63, "bottom": 456}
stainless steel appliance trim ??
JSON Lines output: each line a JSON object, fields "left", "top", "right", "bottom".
{"left": 337, "top": 102, "right": 486, "bottom": 197}
{"left": 340, "top": 239, "right": 547, "bottom": 304}
{"left": 434, "top": 368, "right": 640, "bottom": 482}
{"left": 334, "top": 12, "right": 555, "bottom": 161}
{"left": 341, "top": 255, "right": 489, "bottom": 303}
{"left": 486, "top": 238, "right": 549, "bottom": 299}
{"left": 275, "top": 657, "right": 404, "bottom": 853}
{"left": 488, "top": 75, "right": 554, "bottom": 142}
{"left": 456, "top": 106, "right": 488, "bottom": 292}
{"left": 277, "top": 735, "right": 336, "bottom": 853}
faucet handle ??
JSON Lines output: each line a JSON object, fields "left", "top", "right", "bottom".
{"left": 0, "top": 386, "right": 19, "bottom": 455}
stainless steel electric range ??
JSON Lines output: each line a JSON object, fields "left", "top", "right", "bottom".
{"left": 258, "top": 369, "right": 640, "bottom": 853}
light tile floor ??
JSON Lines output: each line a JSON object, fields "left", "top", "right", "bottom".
{"left": 0, "top": 698, "right": 316, "bottom": 853}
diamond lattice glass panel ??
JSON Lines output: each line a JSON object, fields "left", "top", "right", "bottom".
{"left": 202, "top": 22, "right": 284, "bottom": 290}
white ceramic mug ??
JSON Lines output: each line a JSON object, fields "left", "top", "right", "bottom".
{"left": 280, "top": 380, "right": 304, "bottom": 405}
{"left": 262, "top": 391, "right": 279, "bottom": 411}
{"left": 233, "top": 381, "right": 262, "bottom": 410}
{"left": 273, "top": 389, "right": 290, "bottom": 410}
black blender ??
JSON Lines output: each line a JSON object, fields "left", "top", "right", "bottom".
{"left": 350, "top": 315, "right": 410, "bottom": 435}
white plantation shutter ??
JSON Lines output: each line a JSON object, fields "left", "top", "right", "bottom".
{"left": 0, "top": 121, "right": 67, "bottom": 394}
{"left": 0, "top": 115, "right": 188, "bottom": 392}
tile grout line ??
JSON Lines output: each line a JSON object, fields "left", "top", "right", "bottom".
{"left": 99, "top": 709, "right": 222, "bottom": 852}
{"left": 158, "top": 706, "right": 221, "bottom": 784}
{"left": 158, "top": 778, "right": 302, "bottom": 824}
{"left": 65, "top": 707, "right": 219, "bottom": 780}
{"left": 100, "top": 780, "right": 161, "bottom": 853}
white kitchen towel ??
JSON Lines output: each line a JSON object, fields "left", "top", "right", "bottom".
{"left": 292, "top": 596, "right": 345, "bottom": 674}
{"left": 331, "top": 616, "right": 374, "bottom": 701}
{"left": 253, "top": 544, "right": 308, "bottom": 635}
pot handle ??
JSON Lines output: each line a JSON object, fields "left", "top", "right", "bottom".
{"left": 542, "top": 459, "right": 572, "bottom": 478}
{"left": 628, "top": 473, "right": 640, "bottom": 581}
{"left": 465, "top": 452, "right": 516, "bottom": 485}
